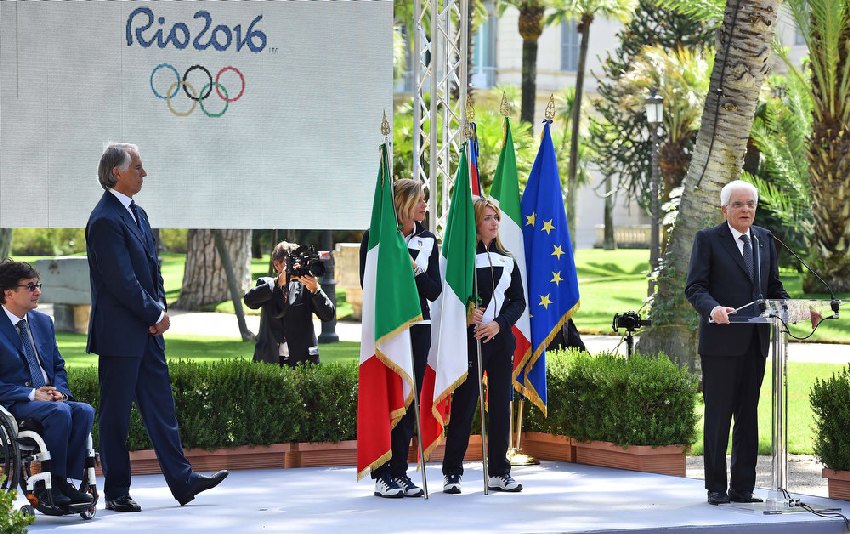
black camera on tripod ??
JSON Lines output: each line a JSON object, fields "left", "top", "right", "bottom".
{"left": 285, "top": 245, "right": 328, "bottom": 278}
{"left": 612, "top": 311, "right": 651, "bottom": 333}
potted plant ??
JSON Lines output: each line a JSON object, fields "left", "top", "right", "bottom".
{"left": 811, "top": 364, "right": 850, "bottom": 500}
{"left": 559, "top": 351, "right": 698, "bottom": 476}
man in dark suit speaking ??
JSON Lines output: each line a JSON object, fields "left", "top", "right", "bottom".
{"left": 86, "top": 143, "right": 227, "bottom": 512}
{"left": 685, "top": 179, "right": 788, "bottom": 506}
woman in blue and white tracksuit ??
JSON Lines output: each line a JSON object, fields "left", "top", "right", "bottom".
{"left": 442, "top": 197, "right": 526, "bottom": 494}
{"left": 359, "top": 178, "right": 441, "bottom": 498}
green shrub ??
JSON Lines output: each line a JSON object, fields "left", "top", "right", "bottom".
{"left": 11, "top": 228, "right": 86, "bottom": 256}
{"left": 0, "top": 476, "right": 34, "bottom": 533}
{"left": 292, "top": 361, "right": 358, "bottom": 442}
{"left": 158, "top": 229, "right": 188, "bottom": 253}
{"left": 524, "top": 350, "right": 698, "bottom": 447}
{"left": 811, "top": 364, "right": 850, "bottom": 471}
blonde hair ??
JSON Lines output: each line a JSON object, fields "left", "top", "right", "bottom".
{"left": 393, "top": 178, "right": 424, "bottom": 226}
{"left": 473, "top": 197, "right": 507, "bottom": 253}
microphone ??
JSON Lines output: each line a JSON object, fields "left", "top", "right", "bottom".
{"left": 771, "top": 232, "right": 840, "bottom": 315}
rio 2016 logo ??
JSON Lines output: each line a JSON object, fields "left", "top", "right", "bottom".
{"left": 150, "top": 64, "right": 245, "bottom": 118}
{"left": 126, "top": 6, "right": 267, "bottom": 53}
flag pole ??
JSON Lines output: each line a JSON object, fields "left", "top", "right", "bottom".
{"left": 466, "top": 137, "right": 489, "bottom": 496}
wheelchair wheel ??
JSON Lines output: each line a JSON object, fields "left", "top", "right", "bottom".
{"left": 19, "top": 504, "right": 34, "bottom": 517}
{"left": 0, "top": 411, "right": 21, "bottom": 490}
{"left": 80, "top": 505, "right": 96, "bottom": 520}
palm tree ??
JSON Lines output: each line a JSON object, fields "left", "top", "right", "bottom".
{"left": 780, "top": 0, "right": 850, "bottom": 292}
{"left": 636, "top": 0, "right": 780, "bottom": 371}
{"left": 547, "top": 0, "right": 637, "bottom": 245}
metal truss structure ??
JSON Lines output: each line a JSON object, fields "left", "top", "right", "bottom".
{"left": 413, "top": 0, "right": 469, "bottom": 235}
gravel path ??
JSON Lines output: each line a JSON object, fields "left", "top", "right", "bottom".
{"left": 686, "top": 454, "right": 828, "bottom": 497}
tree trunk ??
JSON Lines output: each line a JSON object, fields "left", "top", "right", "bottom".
{"left": 211, "top": 229, "right": 255, "bottom": 341}
{"left": 566, "top": 14, "right": 592, "bottom": 251}
{"left": 518, "top": 2, "right": 544, "bottom": 124}
{"left": 175, "top": 229, "right": 252, "bottom": 311}
{"left": 603, "top": 175, "right": 617, "bottom": 250}
{"left": 0, "top": 229, "right": 11, "bottom": 259}
{"left": 636, "top": 0, "right": 779, "bottom": 372}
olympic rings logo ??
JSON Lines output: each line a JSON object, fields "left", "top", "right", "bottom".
{"left": 150, "top": 63, "right": 245, "bottom": 118}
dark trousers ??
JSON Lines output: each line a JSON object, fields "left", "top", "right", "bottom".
{"left": 372, "top": 324, "right": 430, "bottom": 479}
{"left": 98, "top": 336, "right": 194, "bottom": 500}
{"left": 8, "top": 400, "right": 94, "bottom": 480}
{"left": 442, "top": 329, "right": 514, "bottom": 478}
{"left": 701, "top": 335, "right": 765, "bottom": 493}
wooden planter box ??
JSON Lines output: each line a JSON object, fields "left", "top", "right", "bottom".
{"left": 287, "top": 440, "right": 358, "bottom": 468}
{"left": 574, "top": 440, "right": 687, "bottom": 477}
{"left": 94, "top": 443, "right": 294, "bottom": 476}
{"left": 823, "top": 469, "right": 850, "bottom": 501}
{"left": 519, "top": 432, "right": 575, "bottom": 462}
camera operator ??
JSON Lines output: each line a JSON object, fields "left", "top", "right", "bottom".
{"left": 244, "top": 241, "right": 335, "bottom": 367}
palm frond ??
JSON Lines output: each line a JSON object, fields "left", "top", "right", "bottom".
{"left": 655, "top": 0, "right": 723, "bottom": 25}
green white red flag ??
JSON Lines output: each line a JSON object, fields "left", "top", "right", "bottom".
{"left": 489, "top": 117, "right": 533, "bottom": 395}
{"left": 356, "top": 143, "right": 423, "bottom": 479}
{"left": 419, "top": 144, "right": 477, "bottom": 459}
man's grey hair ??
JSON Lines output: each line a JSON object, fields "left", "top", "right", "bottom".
{"left": 98, "top": 143, "right": 139, "bottom": 190}
{"left": 720, "top": 179, "right": 759, "bottom": 207}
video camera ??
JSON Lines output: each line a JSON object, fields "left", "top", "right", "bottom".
{"left": 612, "top": 311, "right": 651, "bottom": 333}
{"left": 285, "top": 245, "right": 329, "bottom": 278}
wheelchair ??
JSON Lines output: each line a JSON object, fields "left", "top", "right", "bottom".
{"left": 0, "top": 404, "right": 98, "bottom": 520}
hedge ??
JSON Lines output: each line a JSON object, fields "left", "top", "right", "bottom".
{"left": 66, "top": 351, "right": 698, "bottom": 451}
{"left": 523, "top": 350, "right": 699, "bottom": 447}
{"left": 811, "top": 364, "right": 850, "bottom": 472}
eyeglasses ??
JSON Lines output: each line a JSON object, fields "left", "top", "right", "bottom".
{"left": 729, "top": 201, "right": 756, "bottom": 209}
{"left": 16, "top": 282, "right": 42, "bottom": 292}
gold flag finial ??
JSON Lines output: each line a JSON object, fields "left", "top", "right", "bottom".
{"left": 466, "top": 94, "right": 476, "bottom": 123}
{"left": 544, "top": 94, "right": 555, "bottom": 121}
{"left": 381, "top": 110, "right": 391, "bottom": 137}
{"left": 500, "top": 93, "right": 511, "bottom": 117}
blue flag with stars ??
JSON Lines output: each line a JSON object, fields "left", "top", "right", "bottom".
{"left": 519, "top": 120, "right": 580, "bottom": 413}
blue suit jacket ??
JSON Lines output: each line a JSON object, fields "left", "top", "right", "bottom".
{"left": 0, "top": 310, "right": 73, "bottom": 407}
{"left": 85, "top": 191, "right": 165, "bottom": 357}
{"left": 685, "top": 223, "right": 789, "bottom": 357}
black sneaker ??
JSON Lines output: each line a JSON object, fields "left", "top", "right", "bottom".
{"left": 373, "top": 475, "right": 404, "bottom": 498}
{"left": 394, "top": 474, "right": 424, "bottom": 497}
{"left": 488, "top": 474, "right": 522, "bottom": 492}
{"left": 443, "top": 474, "right": 461, "bottom": 494}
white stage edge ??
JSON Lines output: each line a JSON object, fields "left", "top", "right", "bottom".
{"left": 17, "top": 461, "right": 850, "bottom": 533}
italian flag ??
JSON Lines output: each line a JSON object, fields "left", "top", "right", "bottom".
{"left": 490, "top": 117, "right": 532, "bottom": 394}
{"left": 356, "top": 143, "right": 423, "bottom": 480}
{"left": 419, "top": 144, "right": 477, "bottom": 459}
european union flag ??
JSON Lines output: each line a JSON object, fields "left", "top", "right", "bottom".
{"left": 519, "top": 120, "right": 580, "bottom": 413}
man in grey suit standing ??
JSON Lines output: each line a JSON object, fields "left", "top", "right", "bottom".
{"left": 685, "top": 179, "right": 788, "bottom": 506}
{"left": 86, "top": 143, "right": 227, "bottom": 512}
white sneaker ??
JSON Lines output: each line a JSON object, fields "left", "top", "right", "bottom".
{"left": 488, "top": 474, "right": 522, "bottom": 492}
{"left": 373, "top": 475, "right": 404, "bottom": 498}
{"left": 394, "top": 475, "right": 424, "bottom": 497}
{"left": 443, "top": 474, "right": 461, "bottom": 494}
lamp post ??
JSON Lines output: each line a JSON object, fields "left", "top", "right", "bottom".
{"left": 645, "top": 91, "right": 663, "bottom": 296}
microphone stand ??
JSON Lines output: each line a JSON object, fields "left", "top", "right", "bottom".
{"left": 772, "top": 233, "right": 840, "bottom": 317}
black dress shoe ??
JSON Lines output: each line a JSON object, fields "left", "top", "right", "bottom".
{"left": 728, "top": 488, "right": 763, "bottom": 503}
{"left": 707, "top": 490, "right": 731, "bottom": 505}
{"left": 56, "top": 478, "right": 93, "bottom": 505}
{"left": 34, "top": 485, "right": 72, "bottom": 508}
{"left": 177, "top": 470, "right": 229, "bottom": 506}
{"left": 106, "top": 495, "right": 142, "bottom": 512}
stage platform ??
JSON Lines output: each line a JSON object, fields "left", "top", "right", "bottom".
{"left": 18, "top": 461, "right": 850, "bottom": 533}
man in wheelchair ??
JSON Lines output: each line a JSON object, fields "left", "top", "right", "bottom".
{"left": 0, "top": 259, "right": 95, "bottom": 510}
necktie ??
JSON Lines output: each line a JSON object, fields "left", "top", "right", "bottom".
{"left": 17, "top": 320, "right": 46, "bottom": 389}
{"left": 740, "top": 234, "right": 754, "bottom": 281}
{"left": 130, "top": 200, "right": 149, "bottom": 241}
